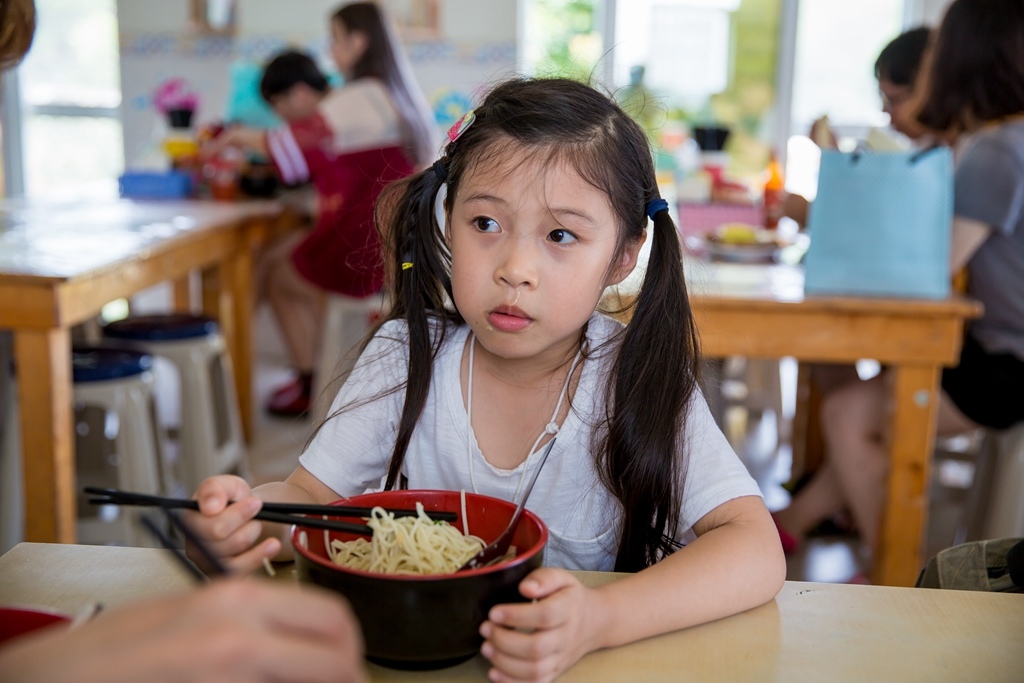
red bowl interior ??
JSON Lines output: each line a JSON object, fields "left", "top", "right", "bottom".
{"left": 0, "top": 607, "right": 71, "bottom": 646}
{"left": 291, "top": 489, "right": 547, "bottom": 579}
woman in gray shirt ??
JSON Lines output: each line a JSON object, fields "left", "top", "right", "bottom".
{"left": 771, "top": 0, "right": 1024, "bottom": 574}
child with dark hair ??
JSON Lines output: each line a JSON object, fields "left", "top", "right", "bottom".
{"left": 773, "top": 0, "right": 1024, "bottom": 579}
{"left": 188, "top": 76, "right": 784, "bottom": 682}
{"left": 206, "top": 3, "right": 436, "bottom": 417}
{"left": 874, "top": 26, "right": 931, "bottom": 140}
{"left": 257, "top": 49, "right": 330, "bottom": 118}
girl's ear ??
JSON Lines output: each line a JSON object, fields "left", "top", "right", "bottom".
{"left": 434, "top": 183, "right": 448, "bottom": 236}
{"left": 606, "top": 232, "right": 647, "bottom": 286}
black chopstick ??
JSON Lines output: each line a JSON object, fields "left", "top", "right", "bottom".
{"left": 86, "top": 487, "right": 373, "bottom": 535}
{"left": 163, "top": 509, "right": 230, "bottom": 577}
{"left": 84, "top": 486, "right": 456, "bottom": 522}
{"left": 138, "top": 513, "right": 210, "bottom": 582}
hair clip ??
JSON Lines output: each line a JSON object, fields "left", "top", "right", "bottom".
{"left": 446, "top": 109, "right": 475, "bottom": 145}
{"left": 401, "top": 262, "right": 413, "bottom": 271}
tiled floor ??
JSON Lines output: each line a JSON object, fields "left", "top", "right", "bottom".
{"left": 244, "top": 333, "right": 972, "bottom": 584}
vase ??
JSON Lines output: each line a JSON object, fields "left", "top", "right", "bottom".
{"left": 167, "top": 108, "right": 195, "bottom": 129}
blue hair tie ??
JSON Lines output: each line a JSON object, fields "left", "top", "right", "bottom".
{"left": 645, "top": 198, "right": 669, "bottom": 220}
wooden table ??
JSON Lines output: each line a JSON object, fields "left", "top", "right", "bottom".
{"left": 605, "top": 259, "right": 983, "bottom": 587}
{"left": 2, "top": 543, "right": 1021, "bottom": 683}
{"left": 0, "top": 199, "right": 287, "bottom": 544}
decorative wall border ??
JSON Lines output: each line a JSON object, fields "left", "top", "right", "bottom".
{"left": 119, "top": 32, "right": 516, "bottom": 66}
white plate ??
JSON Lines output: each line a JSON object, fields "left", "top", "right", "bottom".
{"left": 686, "top": 235, "right": 783, "bottom": 263}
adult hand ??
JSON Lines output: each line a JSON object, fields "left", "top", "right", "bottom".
{"left": 0, "top": 579, "right": 368, "bottom": 683}
{"left": 184, "top": 475, "right": 279, "bottom": 575}
{"left": 783, "top": 192, "right": 810, "bottom": 228}
{"left": 198, "top": 125, "right": 242, "bottom": 161}
{"left": 479, "top": 568, "right": 605, "bottom": 683}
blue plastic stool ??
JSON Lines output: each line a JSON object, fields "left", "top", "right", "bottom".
{"left": 103, "top": 314, "right": 247, "bottom": 493}
{"left": 73, "top": 346, "right": 168, "bottom": 547}
{"left": 102, "top": 314, "right": 219, "bottom": 342}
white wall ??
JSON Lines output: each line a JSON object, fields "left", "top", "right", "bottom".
{"left": 906, "top": 0, "right": 952, "bottom": 27}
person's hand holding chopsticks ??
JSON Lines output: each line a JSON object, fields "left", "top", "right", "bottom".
{"left": 183, "top": 467, "right": 361, "bottom": 575}
{"left": 181, "top": 474, "right": 282, "bottom": 575}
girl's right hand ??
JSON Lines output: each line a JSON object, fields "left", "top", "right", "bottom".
{"left": 184, "top": 475, "right": 281, "bottom": 575}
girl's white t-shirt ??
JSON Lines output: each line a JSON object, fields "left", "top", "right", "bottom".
{"left": 300, "top": 314, "right": 763, "bottom": 570}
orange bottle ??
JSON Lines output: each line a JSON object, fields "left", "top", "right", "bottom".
{"left": 762, "top": 150, "right": 785, "bottom": 229}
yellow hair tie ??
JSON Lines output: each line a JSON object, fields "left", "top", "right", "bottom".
{"left": 401, "top": 262, "right": 413, "bottom": 271}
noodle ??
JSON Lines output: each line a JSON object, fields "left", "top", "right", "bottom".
{"left": 328, "top": 502, "right": 486, "bottom": 575}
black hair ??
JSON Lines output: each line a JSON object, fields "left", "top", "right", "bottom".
{"left": 332, "top": 2, "right": 437, "bottom": 166}
{"left": 259, "top": 49, "right": 329, "bottom": 104}
{"left": 917, "top": 0, "right": 1024, "bottom": 133}
{"left": 874, "top": 26, "right": 930, "bottom": 86}
{"left": 370, "top": 77, "right": 701, "bottom": 572}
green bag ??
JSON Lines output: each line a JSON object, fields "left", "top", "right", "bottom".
{"left": 916, "top": 537, "right": 1024, "bottom": 592}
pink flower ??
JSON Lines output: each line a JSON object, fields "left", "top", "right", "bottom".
{"left": 153, "top": 78, "right": 200, "bottom": 113}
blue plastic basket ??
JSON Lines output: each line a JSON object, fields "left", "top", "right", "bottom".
{"left": 119, "top": 171, "right": 194, "bottom": 199}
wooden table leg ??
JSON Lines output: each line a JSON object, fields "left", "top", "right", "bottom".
{"left": 227, "top": 228, "right": 255, "bottom": 443}
{"left": 873, "top": 363, "right": 940, "bottom": 586}
{"left": 15, "top": 328, "right": 76, "bottom": 543}
{"left": 788, "top": 362, "right": 814, "bottom": 488}
{"left": 172, "top": 274, "right": 193, "bottom": 313}
{"left": 199, "top": 218, "right": 260, "bottom": 443}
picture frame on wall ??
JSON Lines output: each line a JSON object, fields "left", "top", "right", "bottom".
{"left": 190, "top": 0, "right": 237, "bottom": 36}
{"left": 383, "top": 0, "right": 441, "bottom": 39}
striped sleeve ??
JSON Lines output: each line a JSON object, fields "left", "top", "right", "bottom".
{"left": 266, "top": 124, "right": 311, "bottom": 185}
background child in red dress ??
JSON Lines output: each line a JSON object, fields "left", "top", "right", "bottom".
{"left": 207, "top": 3, "right": 436, "bottom": 417}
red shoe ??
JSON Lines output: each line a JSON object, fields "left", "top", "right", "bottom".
{"left": 771, "top": 513, "right": 801, "bottom": 555}
{"left": 266, "top": 375, "right": 312, "bottom": 418}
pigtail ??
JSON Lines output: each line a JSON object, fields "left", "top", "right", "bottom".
{"left": 375, "top": 162, "right": 460, "bottom": 490}
{"left": 606, "top": 207, "right": 699, "bottom": 572}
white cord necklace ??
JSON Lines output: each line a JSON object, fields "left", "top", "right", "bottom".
{"left": 465, "top": 333, "right": 584, "bottom": 502}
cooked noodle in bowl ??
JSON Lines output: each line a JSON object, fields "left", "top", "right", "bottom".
{"left": 327, "top": 503, "right": 486, "bottom": 575}
{"left": 291, "top": 489, "right": 547, "bottom": 670}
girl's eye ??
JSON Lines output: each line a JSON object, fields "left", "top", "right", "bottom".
{"left": 473, "top": 217, "right": 500, "bottom": 233}
{"left": 549, "top": 228, "right": 578, "bottom": 244}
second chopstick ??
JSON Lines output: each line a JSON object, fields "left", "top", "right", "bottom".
{"left": 84, "top": 487, "right": 457, "bottom": 522}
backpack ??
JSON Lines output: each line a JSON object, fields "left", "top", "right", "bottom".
{"left": 916, "top": 537, "right": 1024, "bottom": 592}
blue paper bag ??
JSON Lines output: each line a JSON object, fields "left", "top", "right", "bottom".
{"left": 804, "top": 146, "right": 953, "bottom": 299}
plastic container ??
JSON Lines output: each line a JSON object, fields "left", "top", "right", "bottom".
{"left": 119, "top": 171, "right": 194, "bottom": 199}
{"left": 762, "top": 151, "right": 785, "bottom": 229}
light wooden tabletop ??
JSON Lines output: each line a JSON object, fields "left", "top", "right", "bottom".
{"left": 0, "top": 198, "right": 279, "bottom": 281}
{"left": 1, "top": 543, "right": 1021, "bottom": 683}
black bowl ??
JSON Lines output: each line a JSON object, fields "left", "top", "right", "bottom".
{"left": 239, "top": 170, "right": 278, "bottom": 198}
{"left": 292, "top": 489, "right": 547, "bottom": 670}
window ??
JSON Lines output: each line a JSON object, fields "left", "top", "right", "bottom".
{"left": 785, "top": 0, "right": 906, "bottom": 200}
{"left": 520, "top": 0, "right": 605, "bottom": 82}
{"left": 5, "top": 0, "right": 123, "bottom": 200}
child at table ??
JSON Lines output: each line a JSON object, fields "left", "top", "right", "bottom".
{"left": 207, "top": 2, "right": 436, "bottom": 418}
{"left": 188, "top": 76, "right": 784, "bottom": 683}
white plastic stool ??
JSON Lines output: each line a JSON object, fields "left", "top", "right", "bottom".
{"left": 314, "top": 292, "right": 386, "bottom": 415}
{"left": 980, "top": 423, "right": 1024, "bottom": 538}
{"left": 73, "top": 347, "right": 169, "bottom": 547}
{"left": 103, "top": 315, "right": 247, "bottom": 495}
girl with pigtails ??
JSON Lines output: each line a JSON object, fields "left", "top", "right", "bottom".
{"left": 187, "top": 77, "right": 784, "bottom": 682}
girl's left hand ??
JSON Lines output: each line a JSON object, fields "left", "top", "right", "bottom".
{"left": 479, "top": 568, "right": 605, "bottom": 683}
